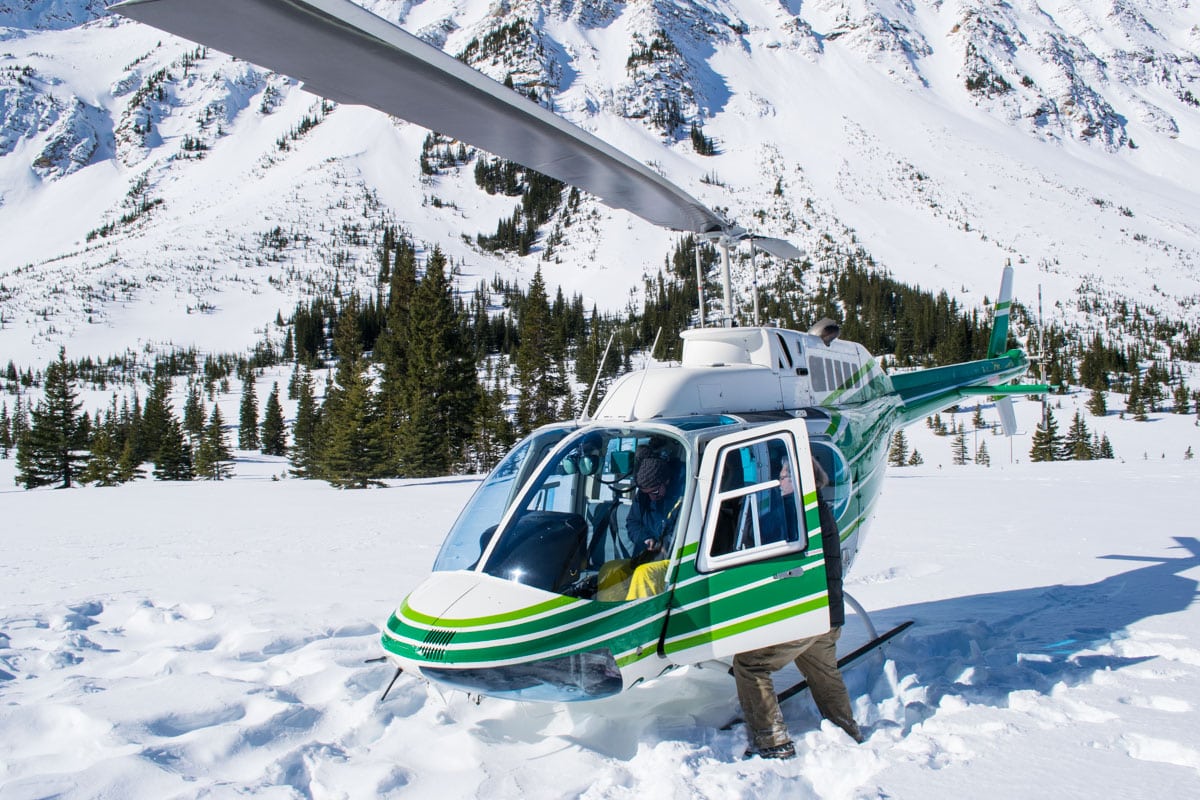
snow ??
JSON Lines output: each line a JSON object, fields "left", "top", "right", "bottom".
{"left": 3, "top": 404, "right": 1199, "bottom": 799}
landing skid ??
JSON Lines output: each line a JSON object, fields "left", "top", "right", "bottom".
{"left": 720, "top": 618, "right": 914, "bottom": 731}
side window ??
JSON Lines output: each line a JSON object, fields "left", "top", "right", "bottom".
{"left": 810, "top": 356, "right": 827, "bottom": 392}
{"left": 704, "top": 435, "right": 806, "bottom": 569}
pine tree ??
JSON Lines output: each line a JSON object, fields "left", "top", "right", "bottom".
{"left": 318, "top": 364, "right": 388, "bottom": 487}
{"left": 238, "top": 376, "right": 260, "bottom": 450}
{"left": 116, "top": 433, "right": 145, "bottom": 482}
{"left": 972, "top": 404, "right": 985, "bottom": 430}
{"left": 138, "top": 375, "right": 173, "bottom": 463}
{"left": 907, "top": 450, "right": 924, "bottom": 466}
{"left": 183, "top": 381, "right": 206, "bottom": 441}
{"left": 289, "top": 368, "right": 321, "bottom": 478}
{"left": 1098, "top": 433, "right": 1115, "bottom": 459}
{"left": 466, "top": 361, "right": 514, "bottom": 473}
{"left": 1064, "top": 411, "right": 1093, "bottom": 461}
{"left": 1030, "top": 406, "right": 1062, "bottom": 462}
{"left": 1174, "top": 383, "right": 1191, "bottom": 415}
{"left": 153, "top": 417, "right": 194, "bottom": 481}
{"left": 260, "top": 383, "right": 287, "bottom": 456}
{"left": 195, "top": 404, "right": 233, "bottom": 480}
{"left": 0, "top": 402, "right": 12, "bottom": 458}
{"left": 1087, "top": 387, "right": 1107, "bottom": 417}
{"left": 514, "top": 267, "right": 560, "bottom": 435}
{"left": 1126, "top": 374, "right": 1146, "bottom": 420}
{"left": 975, "top": 440, "right": 990, "bottom": 467}
{"left": 376, "top": 236, "right": 419, "bottom": 459}
{"left": 317, "top": 300, "right": 389, "bottom": 486}
{"left": 80, "top": 425, "right": 123, "bottom": 486}
{"left": 15, "top": 349, "right": 87, "bottom": 488}
{"left": 887, "top": 429, "right": 909, "bottom": 466}
{"left": 394, "top": 247, "right": 479, "bottom": 477}
{"left": 951, "top": 431, "right": 969, "bottom": 465}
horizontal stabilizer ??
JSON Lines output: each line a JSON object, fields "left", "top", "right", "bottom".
{"left": 958, "top": 384, "right": 1049, "bottom": 397}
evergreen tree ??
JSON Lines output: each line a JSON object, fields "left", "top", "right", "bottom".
{"left": 951, "top": 431, "right": 969, "bottom": 465}
{"left": 394, "top": 247, "right": 479, "bottom": 477}
{"left": 1098, "top": 433, "right": 1115, "bottom": 459}
{"left": 238, "top": 376, "right": 260, "bottom": 450}
{"left": 318, "top": 364, "right": 388, "bottom": 487}
{"left": 1029, "top": 406, "right": 1063, "bottom": 462}
{"left": 1174, "top": 383, "right": 1191, "bottom": 415}
{"left": 376, "top": 236, "right": 419, "bottom": 457}
{"left": 466, "top": 361, "right": 514, "bottom": 473}
{"left": 907, "top": 450, "right": 924, "bottom": 466}
{"left": 183, "top": 381, "right": 206, "bottom": 440}
{"left": 514, "top": 267, "right": 560, "bottom": 435}
{"left": 971, "top": 404, "right": 985, "bottom": 430}
{"left": 975, "top": 440, "right": 990, "bottom": 467}
{"left": 80, "top": 426, "right": 123, "bottom": 486}
{"left": 153, "top": 417, "right": 194, "bottom": 481}
{"left": 887, "top": 429, "right": 909, "bottom": 466}
{"left": 287, "top": 362, "right": 302, "bottom": 400}
{"left": 0, "top": 402, "right": 11, "bottom": 458}
{"left": 260, "top": 383, "right": 287, "bottom": 456}
{"left": 317, "top": 300, "right": 389, "bottom": 486}
{"left": 289, "top": 368, "right": 321, "bottom": 478}
{"left": 1064, "top": 411, "right": 1093, "bottom": 461}
{"left": 195, "top": 404, "right": 233, "bottom": 480}
{"left": 116, "top": 434, "right": 145, "bottom": 482}
{"left": 1127, "top": 374, "right": 1147, "bottom": 420}
{"left": 15, "top": 349, "right": 87, "bottom": 488}
{"left": 1087, "top": 387, "right": 1107, "bottom": 417}
{"left": 138, "top": 376, "right": 173, "bottom": 463}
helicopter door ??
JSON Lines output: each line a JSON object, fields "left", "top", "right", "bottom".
{"left": 660, "top": 419, "right": 832, "bottom": 665}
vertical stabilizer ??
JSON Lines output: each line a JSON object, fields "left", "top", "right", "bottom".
{"left": 987, "top": 265, "right": 1014, "bottom": 359}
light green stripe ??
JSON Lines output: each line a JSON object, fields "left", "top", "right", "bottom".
{"left": 400, "top": 594, "right": 577, "bottom": 629}
{"left": 663, "top": 595, "right": 828, "bottom": 655}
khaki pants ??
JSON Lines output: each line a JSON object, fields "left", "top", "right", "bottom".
{"left": 732, "top": 627, "right": 858, "bottom": 749}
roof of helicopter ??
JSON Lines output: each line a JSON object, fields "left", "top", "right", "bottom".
{"left": 591, "top": 326, "right": 865, "bottom": 422}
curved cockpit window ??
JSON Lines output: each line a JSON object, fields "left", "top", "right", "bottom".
{"left": 477, "top": 427, "right": 688, "bottom": 598}
{"left": 810, "top": 439, "right": 852, "bottom": 521}
{"left": 432, "top": 425, "right": 575, "bottom": 572}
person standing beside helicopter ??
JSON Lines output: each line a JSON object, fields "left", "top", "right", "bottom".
{"left": 597, "top": 449, "right": 684, "bottom": 601}
{"left": 732, "top": 456, "right": 862, "bottom": 759}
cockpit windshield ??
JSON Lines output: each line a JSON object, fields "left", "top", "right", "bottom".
{"left": 473, "top": 426, "right": 689, "bottom": 599}
{"left": 432, "top": 425, "right": 575, "bottom": 572}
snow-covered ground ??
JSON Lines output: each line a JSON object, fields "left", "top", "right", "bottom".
{"left": 2, "top": 405, "right": 1198, "bottom": 799}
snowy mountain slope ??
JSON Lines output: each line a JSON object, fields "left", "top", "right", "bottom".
{"left": 1, "top": 0, "right": 1199, "bottom": 365}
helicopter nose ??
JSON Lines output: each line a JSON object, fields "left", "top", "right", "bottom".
{"left": 382, "top": 572, "right": 624, "bottom": 702}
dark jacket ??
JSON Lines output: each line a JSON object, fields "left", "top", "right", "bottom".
{"left": 812, "top": 459, "right": 845, "bottom": 627}
{"left": 626, "top": 472, "right": 684, "bottom": 557}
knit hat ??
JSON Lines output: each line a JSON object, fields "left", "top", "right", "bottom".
{"left": 636, "top": 455, "right": 671, "bottom": 490}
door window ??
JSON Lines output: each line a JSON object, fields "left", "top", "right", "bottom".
{"left": 701, "top": 433, "right": 806, "bottom": 571}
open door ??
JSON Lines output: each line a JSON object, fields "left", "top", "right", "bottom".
{"left": 660, "top": 418, "right": 832, "bottom": 665}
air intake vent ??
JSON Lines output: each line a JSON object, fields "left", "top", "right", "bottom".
{"left": 418, "top": 628, "right": 456, "bottom": 661}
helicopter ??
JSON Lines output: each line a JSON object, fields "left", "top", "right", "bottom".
{"left": 115, "top": 0, "right": 1047, "bottom": 703}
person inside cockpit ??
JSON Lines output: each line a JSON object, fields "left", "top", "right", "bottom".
{"left": 597, "top": 448, "right": 684, "bottom": 601}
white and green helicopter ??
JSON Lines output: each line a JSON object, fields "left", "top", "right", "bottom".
{"left": 117, "top": 0, "right": 1047, "bottom": 703}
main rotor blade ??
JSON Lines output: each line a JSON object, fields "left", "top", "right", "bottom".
{"left": 112, "top": 0, "right": 729, "bottom": 235}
